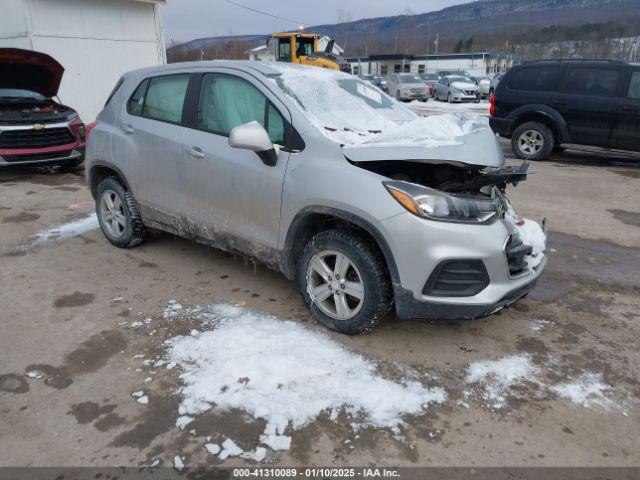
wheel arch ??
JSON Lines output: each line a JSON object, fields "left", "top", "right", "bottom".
{"left": 508, "top": 105, "right": 569, "bottom": 143}
{"left": 279, "top": 206, "right": 400, "bottom": 288}
{"left": 88, "top": 162, "right": 132, "bottom": 199}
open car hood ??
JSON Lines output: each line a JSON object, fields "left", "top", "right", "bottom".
{"left": 0, "top": 48, "right": 64, "bottom": 98}
{"left": 342, "top": 119, "right": 505, "bottom": 169}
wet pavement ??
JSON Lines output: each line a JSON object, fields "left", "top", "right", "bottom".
{"left": 0, "top": 145, "right": 639, "bottom": 468}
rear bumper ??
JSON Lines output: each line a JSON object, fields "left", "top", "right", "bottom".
{"left": 489, "top": 117, "right": 514, "bottom": 137}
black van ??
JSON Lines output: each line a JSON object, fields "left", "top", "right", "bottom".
{"left": 489, "top": 60, "right": 640, "bottom": 160}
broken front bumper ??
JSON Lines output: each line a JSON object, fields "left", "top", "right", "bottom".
{"left": 380, "top": 212, "right": 547, "bottom": 320}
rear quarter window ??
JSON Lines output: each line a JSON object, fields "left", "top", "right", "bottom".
{"left": 508, "top": 66, "right": 562, "bottom": 92}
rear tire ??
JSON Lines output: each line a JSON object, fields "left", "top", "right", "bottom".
{"left": 511, "top": 122, "right": 554, "bottom": 161}
{"left": 95, "top": 177, "right": 145, "bottom": 248}
{"left": 298, "top": 229, "right": 392, "bottom": 335}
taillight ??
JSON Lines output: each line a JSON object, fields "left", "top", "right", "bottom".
{"left": 86, "top": 121, "right": 97, "bottom": 141}
{"left": 489, "top": 94, "right": 496, "bottom": 117}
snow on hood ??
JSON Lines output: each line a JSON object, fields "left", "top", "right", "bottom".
{"left": 452, "top": 81, "right": 477, "bottom": 90}
{"left": 0, "top": 48, "right": 64, "bottom": 98}
{"left": 343, "top": 113, "right": 505, "bottom": 168}
{"left": 267, "top": 64, "right": 502, "bottom": 167}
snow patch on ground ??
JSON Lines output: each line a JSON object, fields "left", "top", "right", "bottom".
{"left": 14, "top": 213, "right": 99, "bottom": 252}
{"left": 465, "top": 355, "right": 538, "bottom": 409}
{"left": 165, "top": 304, "right": 445, "bottom": 452}
{"left": 218, "top": 439, "right": 244, "bottom": 460}
{"left": 551, "top": 373, "right": 614, "bottom": 409}
{"left": 529, "top": 319, "right": 552, "bottom": 332}
{"left": 204, "top": 443, "right": 220, "bottom": 455}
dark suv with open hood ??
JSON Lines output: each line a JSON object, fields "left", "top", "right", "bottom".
{"left": 0, "top": 48, "right": 85, "bottom": 169}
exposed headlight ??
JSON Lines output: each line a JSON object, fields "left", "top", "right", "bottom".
{"left": 384, "top": 181, "right": 498, "bottom": 223}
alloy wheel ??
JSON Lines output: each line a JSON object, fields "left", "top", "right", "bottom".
{"left": 306, "top": 250, "right": 364, "bottom": 320}
{"left": 100, "top": 190, "right": 127, "bottom": 238}
{"left": 518, "top": 130, "right": 544, "bottom": 155}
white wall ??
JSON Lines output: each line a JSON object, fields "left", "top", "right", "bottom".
{"left": 0, "top": 0, "right": 166, "bottom": 121}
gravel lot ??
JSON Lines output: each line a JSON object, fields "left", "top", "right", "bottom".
{"left": 1, "top": 130, "right": 639, "bottom": 468}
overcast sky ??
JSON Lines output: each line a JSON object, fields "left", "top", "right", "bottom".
{"left": 163, "top": 0, "right": 473, "bottom": 44}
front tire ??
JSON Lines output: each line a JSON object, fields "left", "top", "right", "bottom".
{"left": 298, "top": 229, "right": 392, "bottom": 335}
{"left": 511, "top": 122, "right": 554, "bottom": 161}
{"left": 447, "top": 92, "right": 452, "bottom": 103}
{"left": 95, "top": 177, "right": 145, "bottom": 248}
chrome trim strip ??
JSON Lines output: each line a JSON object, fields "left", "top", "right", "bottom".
{"left": 0, "top": 149, "right": 82, "bottom": 166}
{"left": 0, "top": 121, "right": 72, "bottom": 132}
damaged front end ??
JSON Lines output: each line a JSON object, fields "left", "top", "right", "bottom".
{"left": 348, "top": 150, "right": 547, "bottom": 298}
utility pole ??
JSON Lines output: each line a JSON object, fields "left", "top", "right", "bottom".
{"left": 434, "top": 34, "right": 439, "bottom": 72}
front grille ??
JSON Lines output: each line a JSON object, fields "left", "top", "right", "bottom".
{"left": 410, "top": 88, "right": 424, "bottom": 93}
{"left": 463, "top": 90, "right": 476, "bottom": 96}
{"left": 2, "top": 150, "right": 73, "bottom": 163}
{"left": 505, "top": 235, "right": 533, "bottom": 276}
{"left": 0, "top": 127, "right": 75, "bottom": 149}
{"left": 423, "top": 260, "right": 490, "bottom": 297}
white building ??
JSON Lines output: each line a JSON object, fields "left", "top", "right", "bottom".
{"left": 0, "top": 0, "right": 166, "bottom": 122}
{"left": 349, "top": 52, "right": 519, "bottom": 77}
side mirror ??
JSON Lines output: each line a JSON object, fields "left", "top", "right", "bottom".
{"left": 229, "top": 121, "right": 277, "bottom": 166}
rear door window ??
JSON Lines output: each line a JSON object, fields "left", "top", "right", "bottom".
{"left": 627, "top": 71, "right": 640, "bottom": 99}
{"left": 141, "top": 74, "right": 190, "bottom": 124}
{"left": 508, "top": 66, "right": 562, "bottom": 92}
{"left": 559, "top": 68, "right": 620, "bottom": 97}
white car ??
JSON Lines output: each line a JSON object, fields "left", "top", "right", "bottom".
{"left": 434, "top": 75, "right": 480, "bottom": 103}
{"left": 387, "top": 73, "right": 429, "bottom": 102}
{"left": 475, "top": 76, "right": 492, "bottom": 98}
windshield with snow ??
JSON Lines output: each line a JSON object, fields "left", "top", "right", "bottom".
{"left": 269, "top": 65, "right": 416, "bottom": 143}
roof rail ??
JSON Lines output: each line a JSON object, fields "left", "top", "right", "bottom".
{"left": 522, "top": 58, "right": 627, "bottom": 64}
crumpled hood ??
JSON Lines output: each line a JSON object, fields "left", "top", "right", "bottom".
{"left": 452, "top": 81, "right": 477, "bottom": 91}
{"left": 342, "top": 113, "right": 504, "bottom": 168}
{"left": 0, "top": 48, "right": 64, "bottom": 98}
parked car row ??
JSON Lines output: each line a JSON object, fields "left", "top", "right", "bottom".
{"left": 358, "top": 70, "right": 505, "bottom": 103}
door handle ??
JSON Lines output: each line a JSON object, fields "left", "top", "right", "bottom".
{"left": 121, "top": 124, "right": 134, "bottom": 134}
{"left": 185, "top": 146, "right": 205, "bottom": 158}
{"left": 621, "top": 105, "right": 639, "bottom": 112}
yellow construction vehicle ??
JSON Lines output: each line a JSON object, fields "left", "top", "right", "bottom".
{"left": 271, "top": 32, "right": 350, "bottom": 72}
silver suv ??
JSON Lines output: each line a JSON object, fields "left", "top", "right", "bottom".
{"left": 386, "top": 73, "right": 429, "bottom": 102}
{"left": 86, "top": 61, "right": 546, "bottom": 335}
